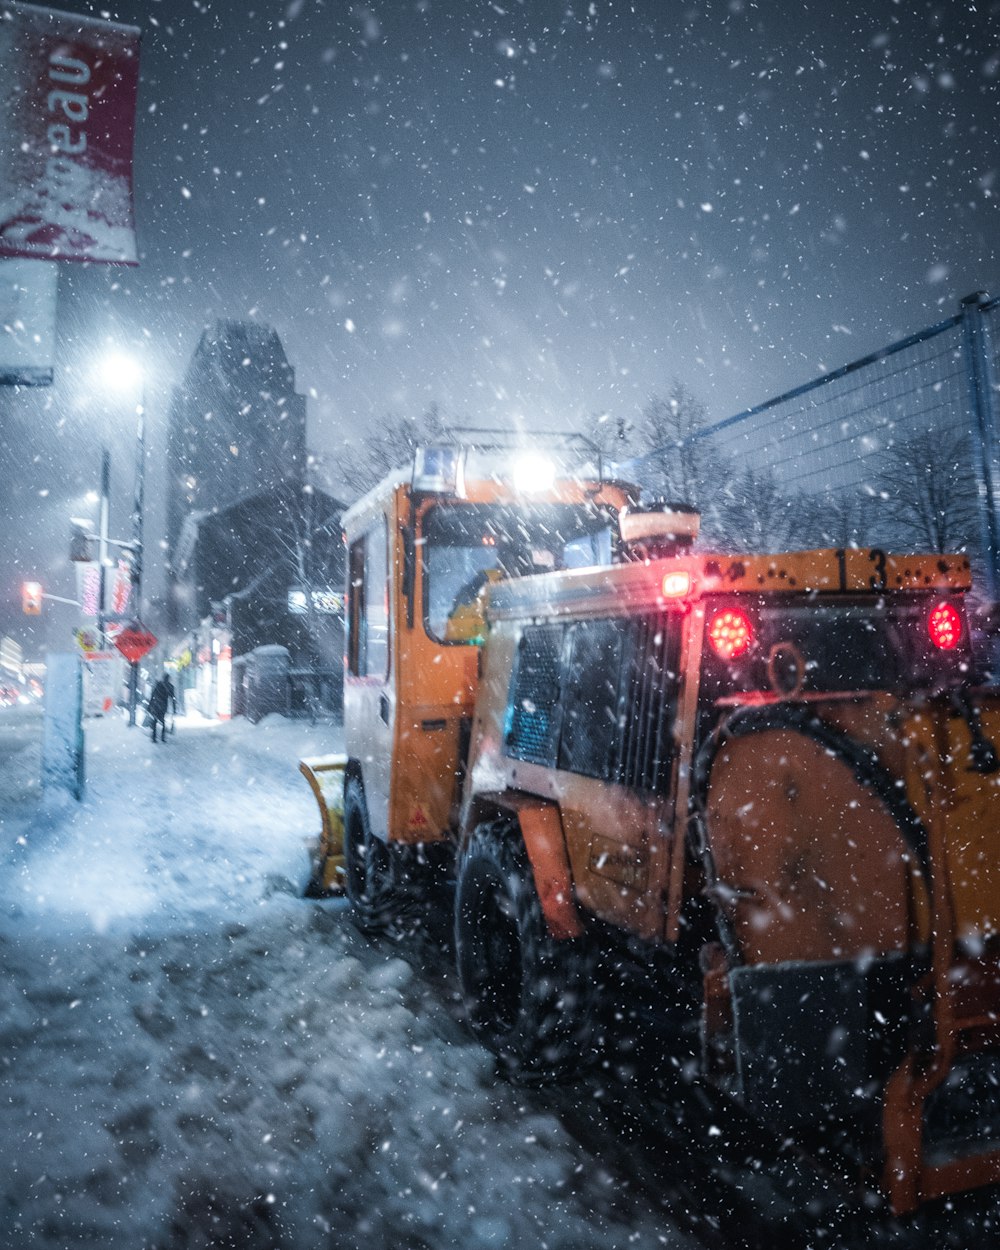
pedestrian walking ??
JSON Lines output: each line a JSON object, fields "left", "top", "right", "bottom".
{"left": 147, "top": 672, "right": 177, "bottom": 743}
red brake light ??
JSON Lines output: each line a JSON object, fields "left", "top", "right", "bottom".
{"left": 708, "top": 608, "right": 753, "bottom": 660}
{"left": 928, "top": 601, "right": 962, "bottom": 650}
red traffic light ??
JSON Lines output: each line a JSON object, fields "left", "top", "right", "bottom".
{"left": 22, "top": 582, "right": 43, "bottom": 615}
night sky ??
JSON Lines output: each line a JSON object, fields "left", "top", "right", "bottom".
{"left": 2, "top": 0, "right": 998, "bottom": 652}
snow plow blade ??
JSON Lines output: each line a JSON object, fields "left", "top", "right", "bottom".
{"left": 300, "top": 754, "right": 348, "bottom": 895}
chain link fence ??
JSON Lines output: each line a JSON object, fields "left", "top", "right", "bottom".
{"left": 621, "top": 292, "right": 1000, "bottom": 601}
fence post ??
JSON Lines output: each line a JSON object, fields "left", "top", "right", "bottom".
{"left": 962, "top": 291, "right": 1000, "bottom": 606}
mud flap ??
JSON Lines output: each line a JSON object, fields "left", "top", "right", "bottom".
{"left": 924, "top": 1050, "right": 1000, "bottom": 1165}
{"left": 730, "top": 956, "right": 909, "bottom": 1128}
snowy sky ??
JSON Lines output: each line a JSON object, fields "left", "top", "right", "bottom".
{"left": 2, "top": 0, "right": 998, "bottom": 652}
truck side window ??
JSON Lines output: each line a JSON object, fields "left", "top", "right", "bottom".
{"left": 347, "top": 522, "right": 389, "bottom": 678}
{"left": 504, "top": 623, "right": 565, "bottom": 766}
{"left": 558, "top": 619, "right": 625, "bottom": 779}
{"left": 617, "top": 613, "right": 681, "bottom": 793}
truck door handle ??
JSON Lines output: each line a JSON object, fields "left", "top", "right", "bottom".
{"left": 379, "top": 692, "right": 390, "bottom": 724}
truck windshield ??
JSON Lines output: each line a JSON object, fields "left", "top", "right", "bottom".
{"left": 423, "top": 502, "right": 615, "bottom": 644}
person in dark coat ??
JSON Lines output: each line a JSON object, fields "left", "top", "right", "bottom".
{"left": 147, "top": 672, "right": 177, "bottom": 743}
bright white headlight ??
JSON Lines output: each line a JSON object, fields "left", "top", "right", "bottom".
{"left": 511, "top": 451, "right": 556, "bottom": 494}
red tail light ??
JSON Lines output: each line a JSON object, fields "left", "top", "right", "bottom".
{"left": 708, "top": 608, "right": 753, "bottom": 660}
{"left": 928, "top": 601, "right": 962, "bottom": 650}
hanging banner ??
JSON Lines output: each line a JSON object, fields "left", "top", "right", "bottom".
{"left": 0, "top": 3, "right": 141, "bottom": 264}
{"left": 110, "top": 556, "right": 132, "bottom": 616}
{"left": 75, "top": 560, "right": 100, "bottom": 620}
{"left": 0, "top": 257, "right": 56, "bottom": 384}
{"left": 74, "top": 558, "right": 132, "bottom": 619}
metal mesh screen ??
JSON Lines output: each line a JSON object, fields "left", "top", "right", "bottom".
{"left": 505, "top": 623, "right": 564, "bottom": 765}
{"left": 558, "top": 619, "right": 624, "bottom": 780}
{"left": 704, "top": 322, "right": 967, "bottom": 496}
{"left": 621, "top": 298, "right": 1000, "bottom": 577}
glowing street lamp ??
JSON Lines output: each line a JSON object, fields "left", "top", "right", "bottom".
{"left": 96, "top": 348, "right": 144, "bottom": 397}
{"left": 92, "top": 347, "right": 148, "bottom": 726}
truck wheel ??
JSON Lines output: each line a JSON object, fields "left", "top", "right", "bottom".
{"left": 344, "top": 777, "right": 395, "bottom": 934}
{"left": 454, "top": 819, "right": 593, "bottom": 1082}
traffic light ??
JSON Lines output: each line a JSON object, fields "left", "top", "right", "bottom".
{"left": 70, "top": 523, "right": 95, "bottom": 563}
{"left": 22, "top": 582, "right": 43, "bottom": 615}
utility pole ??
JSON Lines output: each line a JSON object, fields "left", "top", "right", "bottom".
{"left": 127, "top": 410, "right": 146, "bottom": 726}
{"left": 97, "top": 449, "right": 111, "bottom": 649}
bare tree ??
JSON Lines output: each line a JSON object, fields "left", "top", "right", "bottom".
{"left": 714, "top": 466, "right": 800, "bottom": 552}
{"left": 873, "top": 428, "right": 979, "bottom": 553}
{"left": 788, "top": 488, "right": 877, "bottom": 550}
{"left": 582, "top": 381, "right": 740, "bottom": 543}
{"left": 633, "top": 381, "right": 721, "bottom": 507}
{"left": 202, "top": 480, "right": 345, "bottom": 665}
{"left": 578, "top": 411, "right": 642, "bottom": 464}
{"left": 333, "top": 403, "right": 451, "bottom": 499}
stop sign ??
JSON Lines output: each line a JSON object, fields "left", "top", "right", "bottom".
{"left": 114, "top": 626, "right": 157, "bottom": 664}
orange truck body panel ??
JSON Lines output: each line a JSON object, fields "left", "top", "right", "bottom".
{"left": 342, "top": 455, "right": 1000, "bottom": 1218}
{"left": 463, "top": 544, "right": 1000, "bottom": 1212}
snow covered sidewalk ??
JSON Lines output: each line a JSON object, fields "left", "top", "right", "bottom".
{"left": 0, "top": 711, "right": 693, "bottom": 1250}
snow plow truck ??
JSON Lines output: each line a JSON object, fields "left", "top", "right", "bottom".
{"left": 307, "top": 437, "right": 1000, "bottom": 1214}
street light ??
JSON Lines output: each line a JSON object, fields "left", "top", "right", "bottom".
{"left": 92, "top": 348, "right": 148, "bottom": 726}
{"left": 97, "top": 349, "right": 144, "bottom": 395}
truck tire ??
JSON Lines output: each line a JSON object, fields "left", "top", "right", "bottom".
{"left": 454, "top": 819, "right": 594, "bottom": 1082}
{"left": 343, "top": 776, "right": 396, "bottom": 935}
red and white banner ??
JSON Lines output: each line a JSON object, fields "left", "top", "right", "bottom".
{"left": 111, "top": 557, "right": 132, "bottom": 615}
{"left": 75, "top": 560, "right": 100, "bottom": 619}
{"left": 0, "top": 3, "right": 141, "bottom": 264}
{"left": 74, "top": 557, "right": 132, "bottom": 618}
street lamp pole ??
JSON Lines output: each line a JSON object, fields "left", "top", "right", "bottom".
{"left": 91, "top": 348, "right": 149, "bottom": 726}
{"left": 127, "top": 404, "right": 146, "bottom": 726}
{"left": 97, "top": 448, "right": 111, "bottom": 649}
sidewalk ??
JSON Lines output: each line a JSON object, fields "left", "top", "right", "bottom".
{"left": 0, "top": 711, "right": 692, "bottom": 1250}
{"left": 2, "top": 711, "right": 336, "bottom": 930}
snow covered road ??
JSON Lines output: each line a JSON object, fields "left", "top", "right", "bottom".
{"left": 0, "top": 711, "right": 696, "bottom": 1250}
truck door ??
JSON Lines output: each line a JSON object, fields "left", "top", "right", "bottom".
{"left": 346, "top": 517, "right": 393, "bottom": 837}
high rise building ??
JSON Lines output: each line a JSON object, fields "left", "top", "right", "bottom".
{"left": 166, "top": 320, "right": 307, "bottom": 563}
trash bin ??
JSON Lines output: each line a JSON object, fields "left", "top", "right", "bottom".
{"left": 245, "top": 645, "right": 290, "bottom": 723}
{"left": 231, "top": 655, "right": 248, "bottom": 719}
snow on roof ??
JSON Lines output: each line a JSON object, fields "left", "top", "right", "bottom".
{"left": 341, "top": 463, "right": 411, "bottom": 530}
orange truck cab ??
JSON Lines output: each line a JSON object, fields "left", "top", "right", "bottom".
{"left": 455, "top": 529, "right": 1000, "bottom": 1214}
{"left": 338, "top": 437, "right": 637, "bottom": 930}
